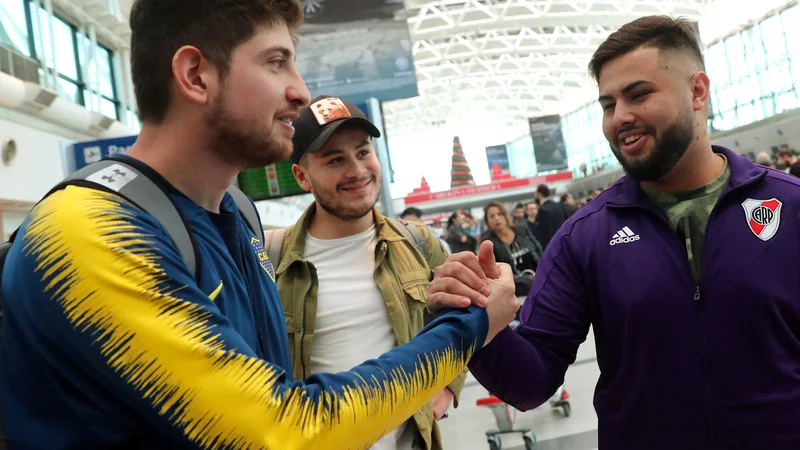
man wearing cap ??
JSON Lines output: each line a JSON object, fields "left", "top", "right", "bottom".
{"left": 271, "top": 96, "right": 465, "bottom": 450}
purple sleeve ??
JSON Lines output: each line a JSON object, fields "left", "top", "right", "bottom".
{"left": 468, "top": 233, "right": 591, "bottom": 411}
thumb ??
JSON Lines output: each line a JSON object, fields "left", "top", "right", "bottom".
{"left": 496, "top": 263, "right": 514, "bottom": 281}
{"left": 478, "top": 240, "right": 500, "bottom": 279}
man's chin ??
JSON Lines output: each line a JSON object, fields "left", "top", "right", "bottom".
{"left": 241, "top": 144, "right": 292, "bottom": 169}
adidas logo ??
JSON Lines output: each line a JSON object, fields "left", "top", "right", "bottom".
{"left": 610, "top": 226, "right": 640, "bottom": 246}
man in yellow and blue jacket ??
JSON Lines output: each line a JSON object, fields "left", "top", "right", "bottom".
{"left": 0, "top": 1, "right": 518, "bottom": 448}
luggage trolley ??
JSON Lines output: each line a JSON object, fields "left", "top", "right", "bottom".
{"left": 475, "top": 296, "right": 572, "bottom": 449}
{"left": 476, "top": 299, "right": 537, "bottom": 450}
{"left": 475, "top": 395, "right": 537, "bottom": 450}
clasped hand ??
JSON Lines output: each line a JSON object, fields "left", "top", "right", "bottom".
{"left": 427, "top": 241, "right": 519, "bottom": 346}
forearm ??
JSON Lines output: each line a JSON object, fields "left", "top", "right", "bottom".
{"left": 468, "top": 327, "right": 566, "bottom": 411}
{"left": 71, "top": 301, "right": 487, "bottom": 450}
{"left": 284, "top": 307, "right": 486, "bottom": 448}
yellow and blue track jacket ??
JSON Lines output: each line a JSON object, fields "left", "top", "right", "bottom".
{"left": 0, "top": 162, "right": 488, "bottom": 450}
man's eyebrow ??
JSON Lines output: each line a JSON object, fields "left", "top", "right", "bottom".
{"left": 598, "top": 80, "right": 652, "bottom": 102}
{"left": 256, "top": 46, "right": 295, "bottom": 61}
{"left": 318, "top": 141, "right": 371, "bottom": 157}
{"left": 318, "top": 148, "right": 344, "bottom": 158}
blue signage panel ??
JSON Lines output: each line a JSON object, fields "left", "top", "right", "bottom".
{"left": 69, "top": 135, "right": 137, "bottom": 173}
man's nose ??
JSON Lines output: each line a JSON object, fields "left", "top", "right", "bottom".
{"left": 612, "top": 102, "right": 635, "bottom": 130}
{"left": 343, "top": 157, "right": 367, "bottom": 178}
{"left": 287, "top": 70, "right": 311, "bottom": 107}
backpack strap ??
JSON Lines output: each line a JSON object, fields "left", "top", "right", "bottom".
{"left": 264, "top": 228, "right": 287, "bottom": 272}
{"left": 227, "top": 186, "right": 265, "bottom": 245}
{"left": 389, "top": 218, "right": 427, "bottom": 260}
{"left": 0, "top": 234, "right": 16, "bottom": 332}
{"left": 55, "top": 160, "right": 199, "bottom": 278}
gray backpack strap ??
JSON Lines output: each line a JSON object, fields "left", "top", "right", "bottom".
{"left": 264, "top": 228, "right": 287, "bottom": 272}
{"left": 389, "top": 218, "right": 427, "bottom": 260}
{"left": 227, "top": 186, "right": 265, "bottom": 245}
{"left": 61, "top": 160, "right": 198, "bottom": 278}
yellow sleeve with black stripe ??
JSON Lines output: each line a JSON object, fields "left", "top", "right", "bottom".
{"left": 13, "top": 187, "right": 488, "bottom": 450}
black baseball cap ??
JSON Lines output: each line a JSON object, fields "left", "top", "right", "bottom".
{"left": 290, "top": 95, "right": 381, "bottom": 164}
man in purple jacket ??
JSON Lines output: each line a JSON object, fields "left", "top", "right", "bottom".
{"left": 427, "top": 15, "right": 800, "bottom": 450}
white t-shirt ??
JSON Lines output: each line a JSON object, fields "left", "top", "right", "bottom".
{"left": 303, "top": 225, "right": 417, "bottom": 450}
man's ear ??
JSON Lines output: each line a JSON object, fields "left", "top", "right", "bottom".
{"left": 171, "top": 46, "right": 219, "bottom": 107}
{"left": 292, "top": 161, "right": 313, "bottom": 193}
{"left": 690, "top": 71, "right": 710, "bottom": 113}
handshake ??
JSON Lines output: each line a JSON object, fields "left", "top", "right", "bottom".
{"left": 427, "top": 240, "right": 521, "bottom": 346}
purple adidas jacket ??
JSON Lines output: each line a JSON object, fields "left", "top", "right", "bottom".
{"left": 469, "top": 146, "right": 800, "bottom": 450}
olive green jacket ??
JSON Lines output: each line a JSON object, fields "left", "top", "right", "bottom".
{"left": 274, "top": 204, "right": 466, "bottom": 450}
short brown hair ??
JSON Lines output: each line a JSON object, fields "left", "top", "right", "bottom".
{"left": 483, "top": 201, "right": 513, "bottom": 229}
{"left": 589, "top": 15, "right": 704, "bottom": 82}
{"left": 130, "top": 0, "right": 303, "bottom": 123}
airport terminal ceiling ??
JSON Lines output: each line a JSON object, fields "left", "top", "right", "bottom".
{"left": 382, "top": 0, "right": 708, "bottom": 143}
{"left": 111, "top": 0, "right": 709, "bottom": 145}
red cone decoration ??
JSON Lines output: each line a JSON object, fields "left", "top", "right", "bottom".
{"left": 450, "top": 136, "right": 475, "bottom": 188}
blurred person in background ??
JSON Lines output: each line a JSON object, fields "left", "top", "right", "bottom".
{"left": 524, "top": 201, "right": 545, "bottom": 246}
{"left": 482, "top": 201, "right": 542, "bottom": 297}
{"left": 446, "top": 212, "right": 476, "bottom": 254}
{"left": 511, "top": 203, "right": 527, "bottom": 224}
{"left": 534, "top": 184, "right": 567, "bottom": 249}
{"left": 464, "top": 214, "right": 480, "bottom": 241}
{"left": 560, "top": 193, "right": 578, "bottom": 217}
{"left": 755, "top": 151, "right": 774, "bottom": 168}
{"left": 402, "top": 207, "right": 451, "bottom": 255}
{"left": 400, "top": 207, "right": 423, "bottom": 222}
{"left": 789, "top": 161, "right": 800, "bottom": 178}
{"left": 778, "top": 145, "right": 798, "bottom": 172}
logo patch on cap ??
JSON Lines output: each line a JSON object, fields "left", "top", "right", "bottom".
{"left": 311, "top": 97, "right": 351, "bottom": 126}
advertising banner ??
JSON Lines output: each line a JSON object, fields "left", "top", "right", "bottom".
{"left": 296, "top": 0, "right": 419, "bottom": 104}
{"left": 405, "top": 172, "right": 573, "bottom": 205}
{"left": 529, "top": 115, "right": 568, "bottom": 172}
{"left": 485, "top": 144, "right": 511, "bottom": 181}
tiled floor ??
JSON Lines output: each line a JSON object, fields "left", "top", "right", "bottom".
{"left": 438, "top": 328, "right": 600, "bottom": 450}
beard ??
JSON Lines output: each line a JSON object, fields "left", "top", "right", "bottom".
{"left": 204, "top": 87, "right": 293, "bottom": 169}
{"left": 311, "top": 174, "right": 381, "bottom": 221}
{"left": 610, "top": 112, "right": 695, "bottom": 182}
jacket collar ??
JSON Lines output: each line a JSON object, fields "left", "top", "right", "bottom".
{"left": 606, "top": 145, "right": 766, "bottom": 208}
{"left": 277, "top": 203, "right": 404, "bottom": 274}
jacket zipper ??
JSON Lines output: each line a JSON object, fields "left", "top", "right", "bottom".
{"left": 607, "top": 169, "right": 764, "bottom": 448}
{"left": 693, "top": 170, "right": 764, "bottom": 449}
{"left": 652, "top": 209, "right": 716, "bottom": 449}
